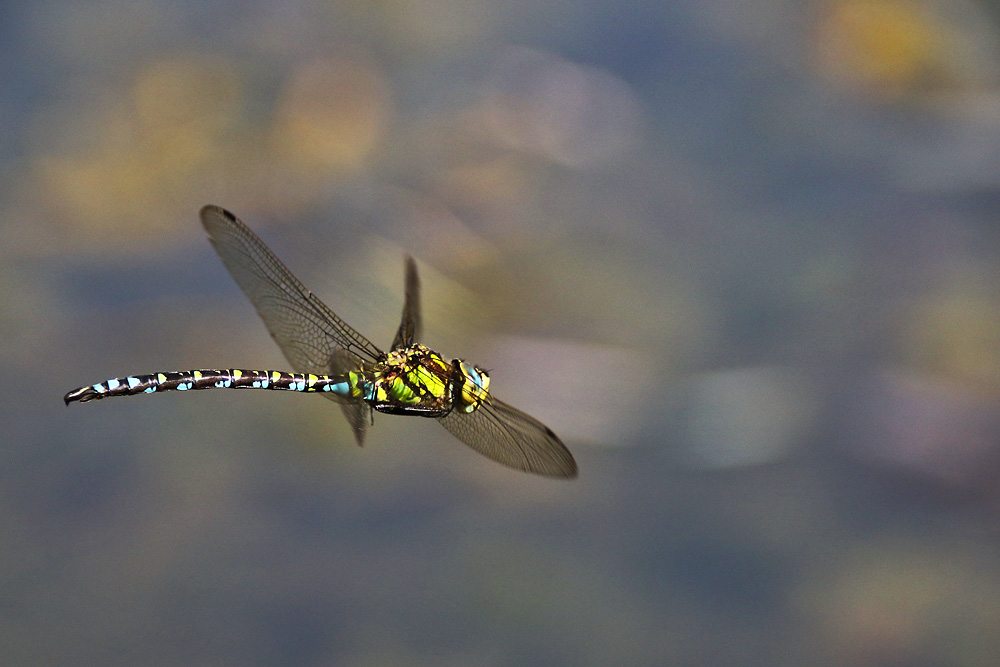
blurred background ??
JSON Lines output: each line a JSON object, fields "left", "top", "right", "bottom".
{"left": 4, "top": 0, "right": 1000, "bottom": 664}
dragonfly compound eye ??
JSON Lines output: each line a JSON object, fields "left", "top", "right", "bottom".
{"left": 455, "top": 360, "right": 490, "bottom": 413}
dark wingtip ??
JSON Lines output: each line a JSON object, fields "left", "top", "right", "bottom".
{"left": 545, "top": 454, "right": 578, "bottom": 479}
{"left": 403, "top": 255, "right": 418, "bottom": 285}
{"left": 200, "top": 203, "right": 230, "bottom": 218}
{"left": 542, "top": 426, "right": 578, "bottom": 479}
{"left": 199, "top": 205, "right": 239, "bottom": 234}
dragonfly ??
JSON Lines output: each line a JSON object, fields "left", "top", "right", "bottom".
{"left": 64, "top": 205, "right": 577, "bottom": 478}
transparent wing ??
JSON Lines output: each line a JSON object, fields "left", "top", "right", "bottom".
{"left": 200, "top": 205, "right": 384, "bottom": 382}
{"left": 438, "top": 397, "right": 577, "bottom": 478}
{"left": 330, "top": 349, "right": 370, "bottom": 445}
{"left": 391, "top": 256, "right": 421, "bottom": 350}
{"left": 339, "top": 402, "right": 371, "bottom": 446}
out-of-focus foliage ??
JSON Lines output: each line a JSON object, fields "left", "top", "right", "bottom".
{"left": 5, "top": 0, "right": 1000, "bottom": 665}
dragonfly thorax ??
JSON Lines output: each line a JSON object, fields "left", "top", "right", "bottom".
{"left": 353, "top": 344, "right": 489, "bottom": 417}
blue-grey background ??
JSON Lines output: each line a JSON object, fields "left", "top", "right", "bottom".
{"left": 5, "top": 1, "right": 1000, "bottom": 665}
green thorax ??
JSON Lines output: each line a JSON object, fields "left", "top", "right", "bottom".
{"left": 347, "top": 344, "right": 490, "bottom": 417}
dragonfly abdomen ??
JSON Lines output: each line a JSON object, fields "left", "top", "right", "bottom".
{"left": 63, "top": 369, "right": 352, "bottom": 404}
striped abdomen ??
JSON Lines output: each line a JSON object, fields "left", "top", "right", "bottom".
{"left": 63, "top": 369, "right": 353, "bottom": 404}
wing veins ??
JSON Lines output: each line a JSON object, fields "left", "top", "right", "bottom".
{"left": 201, "top": 205, "right": 384, "bottom": 376}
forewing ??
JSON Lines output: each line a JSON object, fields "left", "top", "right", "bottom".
{"left": 200, "top": 205, "right": 384, "bottom": 378}
{"left": 438, "top": 397, "right": 577, "bottom": 478}
{"left": 391, "top": 256, "right": 421, "bottom": 350}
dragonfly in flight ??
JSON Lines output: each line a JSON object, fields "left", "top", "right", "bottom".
{"left": 65, "top": 206, "right": 577, "bottom": 478}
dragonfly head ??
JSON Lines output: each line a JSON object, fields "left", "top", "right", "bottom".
{"left": 453, "top": 359, "right": 490, "bottom": 413}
